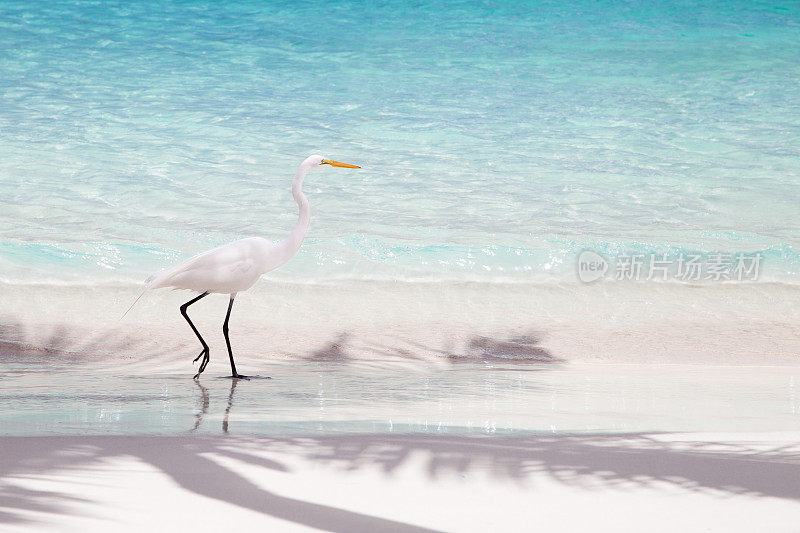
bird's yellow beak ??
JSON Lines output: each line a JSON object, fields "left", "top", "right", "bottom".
{"left": 322, "top": 159, "right": 360, "bottom": 169}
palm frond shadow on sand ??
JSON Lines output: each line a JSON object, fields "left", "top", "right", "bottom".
{"left": 3, "top": 327, "right": 799, "bottom": 529}
{"left": 301, "top": 330, "right": 562, "bottom": 365}
{"left": 0, "top": 313, "right": 562, "bottom": 369}
{"left": 2, "top": 429, "right": 800, "bottom": 530}
{"left": 0, "top": 317, "right": 173, "bottom": 368}
{"left": 3, "top": 377, "right": 800, "bottom": 530}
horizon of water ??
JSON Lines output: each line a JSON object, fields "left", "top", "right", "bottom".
{"left": 1, "top": 0, "right": 799, "bottom": 288}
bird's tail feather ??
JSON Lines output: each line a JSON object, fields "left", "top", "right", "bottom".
{"left": 120, "top": 286, "right": 148, "bottom": 320}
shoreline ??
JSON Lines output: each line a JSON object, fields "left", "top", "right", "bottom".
{"left": 3, "top": 360, "right": 799, "bottom": 437}
{"left": 1, "top": 279, "right": 799, "bottom": 366}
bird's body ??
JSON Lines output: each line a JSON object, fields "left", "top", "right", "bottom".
{"left": 131, "top": 155, "right": 360, "bottom": 378}
{"left": 146, "top": 237, "right": 286, "bottom": 294}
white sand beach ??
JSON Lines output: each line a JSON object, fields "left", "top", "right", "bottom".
{"left": 3, "top": 0, "right": 800, "bottom": 530}
{"left": 2, "top": 432, "right": 800, "bottom": 532}
{"left": 4, "top": 280, "right": 800, "bottom": 367}
{"left": 2, "top": 347, "right": 800, "bottom": 531}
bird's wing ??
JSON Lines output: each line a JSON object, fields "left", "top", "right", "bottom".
{"left": 144, "top": 246, "right": 221, "bottom": 290}
{"left": 146, "top": 238, "right": 268, "bottom": 291}
{"left": 229, "top": 255, "right": 254, "bottom": 273}
{"left": 122, "top": 246, "right": 232, "bottom": 319}
{"left": 122, "top": 239, "right": 271, "bottom": 318}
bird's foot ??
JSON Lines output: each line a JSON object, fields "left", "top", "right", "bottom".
{"left": 193, "top": 348, "right": 208, "bottom": 364}
{"left": 230, "top": 374, "right": 250, "bottom": 380}
{"left": 193, "top": 348, "right": 210, "bottom": 379}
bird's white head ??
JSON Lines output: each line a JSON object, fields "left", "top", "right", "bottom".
{"left": 302, "top": 154, "right": 361, "bottom": 170}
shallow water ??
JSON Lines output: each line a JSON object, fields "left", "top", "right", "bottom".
{"left": 1, "top": 0, "right": 799, "bottom": 284}
{"left": 2, "top": 361, "right": 798, "bottom": 436}
{"left": 2, "top": 1, "right": 799, "bottom": 373}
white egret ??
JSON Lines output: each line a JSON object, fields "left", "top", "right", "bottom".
{"left": 128, "top": 155, "right": 360, "bottom": 379}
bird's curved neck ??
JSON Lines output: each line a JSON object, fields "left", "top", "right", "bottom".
{"left": 282, "top": 164, "right": 311, "bottom": 257}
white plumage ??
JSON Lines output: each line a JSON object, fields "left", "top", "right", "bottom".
{"left": 145, "top": 237, "right": 282, "bottom": 294}
{"left": 127, "top": 154, "right": 361, "bottom": 379}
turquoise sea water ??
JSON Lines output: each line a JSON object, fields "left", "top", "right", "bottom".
{"left": 1, "top": 0, "right": 799, "bottom": 284}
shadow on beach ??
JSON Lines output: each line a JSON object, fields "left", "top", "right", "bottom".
{"left": 0, "top": 317, "right": 173, "bottom": 367}
{"left": 1, "top": 430, "right": 800, "bottom": 530}
{"left": 4, "top": 325, "right": 796, "bottom": 529}
{"left": 301, "top": 330, "right": 562, "bottom": 365}
{"left": 0, "top": 313, "right": 563, "bottom": 368}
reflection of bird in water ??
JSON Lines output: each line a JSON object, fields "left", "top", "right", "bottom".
{"left": 192, "top": 379, "right": 240, "bottom": 434}
{"left": 125, "top": 155, "right": 360, "bottom": 379}
{"left": 223, "top": 379, "right": 239, "bottom": 434}
{"left": 192, "top": 380, "right": 210, "bottom": 432}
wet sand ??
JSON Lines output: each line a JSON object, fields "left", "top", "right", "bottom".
{"left": 4, "top": 280, "right": 800, "bottom": 367}
{"left": 2, "top": 357, "right": 800, "bottom": 531}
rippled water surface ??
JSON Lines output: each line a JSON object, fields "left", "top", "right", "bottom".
{"left": 1, "top": 0, "right": 799, "bottom": 283}
{"left": 2, "top": 362, "right": 799, "bottom": 436}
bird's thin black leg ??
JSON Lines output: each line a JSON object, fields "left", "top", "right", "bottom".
{"left": 222, "top": 296, "right": 246, "bottom": 379}
{"left": 180, "top": 292, "right": 210, "bottom": 379}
